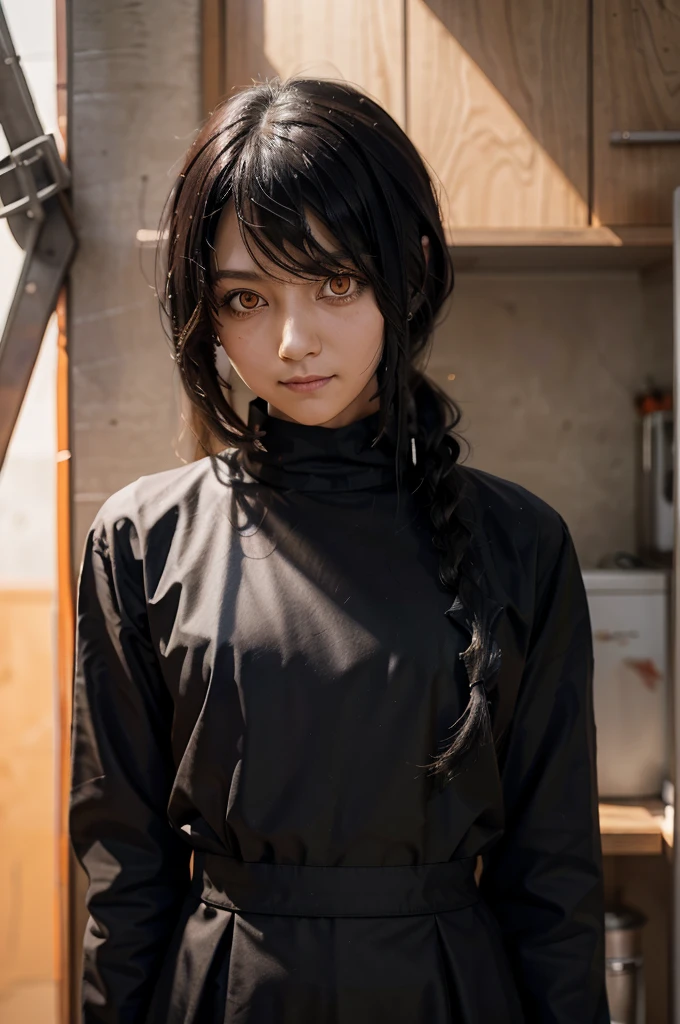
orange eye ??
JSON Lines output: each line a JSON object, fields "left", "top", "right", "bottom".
{"left": 226, "top": 290, "right": 266, "bottom": 314}
{"left": 329, "top": 275, "right": 351, "bottom": 296}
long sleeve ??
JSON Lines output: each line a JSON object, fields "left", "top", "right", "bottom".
{"left": 479, "top": 515, "right": 610, "bottom": 1023}
{"left": 70, "top": 507, "right": 191, "bottom": 1023}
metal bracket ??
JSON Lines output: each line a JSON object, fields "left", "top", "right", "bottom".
{"left": 0, "top": 134, "right": 71, "bottom": 222}
{"left": 0, "top": 2, "right": 77, "bottom": 468}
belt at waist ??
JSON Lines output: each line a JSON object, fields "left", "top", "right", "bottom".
{"left": 192, "top": 852, "right": 479, "bottom": 918}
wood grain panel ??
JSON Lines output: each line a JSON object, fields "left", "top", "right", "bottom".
{"left": 599, "top": 803, "right": 663, "bottom": 856}
{"left": 55, "top": 293, "right": 73, "bottom": 1024}
{"left": 407, "top": 0, "right": 589, "bottom": 229}
{"left": 593, "top": 0, "right": 680, "bottom": 226}
{"left": 0, "top": 589, "right": 57, "bottom": 1021}
{"left": 225, "top": 0, "right": 405, "bottom": 125}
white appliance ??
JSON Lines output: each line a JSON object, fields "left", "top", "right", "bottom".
{"left": 640, "top": 408, "right": 674, "bottom": 555}
{"left": 582, "top": 570, "right": 669, "bottom": 799}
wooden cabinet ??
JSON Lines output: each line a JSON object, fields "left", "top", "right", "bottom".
{"left": 406, "top": 0, "right": 589, "bottom": 230}
{"left": 593, "top": 0, "right": 680, "bottom": 226}
{"left": 209, "top": 0, "right": 676, "bottom": 256}
{"left": 222, "top": 0, "right": 405, "bottom": 126}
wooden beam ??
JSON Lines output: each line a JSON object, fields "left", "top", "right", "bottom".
{"left": 202, "top": 0, "right": 225, "bottom": 116}
{"left": 55, "top": 290, "right": 74, "bottom": 1024}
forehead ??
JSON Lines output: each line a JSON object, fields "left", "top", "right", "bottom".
{"left": 212, "top": 203, "right": 343, "bottom": 281}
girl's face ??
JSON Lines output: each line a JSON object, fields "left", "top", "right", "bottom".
{"left": 212, "top": 205, "right": 384, "bottom": 428}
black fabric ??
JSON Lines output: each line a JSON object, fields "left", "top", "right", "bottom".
{"left": 193, "top": 854, "right": 480, "bottom": 917}
{"left": 242, "top": 395, "right": 400, "bottom": 493}
{"left": 70, "top": 400, "right": 610, "bottom": 1024}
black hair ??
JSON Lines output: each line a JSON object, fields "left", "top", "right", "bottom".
{"left": 158, "top": 77, "right": 495, "bottom": 782}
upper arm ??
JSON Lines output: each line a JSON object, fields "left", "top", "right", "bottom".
{"left": 479, "top": 514, "right": 608, "bottom": 1022}
{"left": 70, "top": 507, "right": 191, "bottom": 1022}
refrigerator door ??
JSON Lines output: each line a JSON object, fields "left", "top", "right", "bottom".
{"left": 583, "top": 571, "right": 669, "bottom": 798}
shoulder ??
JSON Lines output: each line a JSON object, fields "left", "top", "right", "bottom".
{"left": 87, "top": 452, "right": 238, "bottom": 553}
{"left": 458, "top": 465, "right": 565, "bottom": 536}
{"left": 456, "top": 465, "right": 571, "bottom": 580}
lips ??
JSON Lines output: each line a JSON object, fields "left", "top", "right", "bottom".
{"left": 280, "top": 375, "right": 334, "bottom": 393}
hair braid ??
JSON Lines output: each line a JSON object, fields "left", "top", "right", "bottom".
{"left": 409, "top": 374, "right": 500, "bottom": 783}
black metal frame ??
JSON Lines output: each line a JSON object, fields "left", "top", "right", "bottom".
{"left": 0, "top": 3, "right": 77, "bottom": 467}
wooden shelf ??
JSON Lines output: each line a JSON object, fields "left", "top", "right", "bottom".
{"left": 599, "top": 801, "right": 670, "bottom": 856}
{"left": 446, "top": 226, "right": 673, "bottom": 271}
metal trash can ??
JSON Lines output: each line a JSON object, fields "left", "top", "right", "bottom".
{"left": 605, "top": 905, "right": 647, "bottom": 1024}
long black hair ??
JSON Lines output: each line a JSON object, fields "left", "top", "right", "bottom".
{"left": 158, "top": 77, "right": 497, "bottom": 782}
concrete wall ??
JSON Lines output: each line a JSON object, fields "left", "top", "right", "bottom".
{"left": 68, "top": 0, "right": 202, "bottom": 995}
{"left": 428, "top": 268, "right": 673, "bottom": 568}
{"left": 69, "top": 0, "right": 202, "bottom": 563}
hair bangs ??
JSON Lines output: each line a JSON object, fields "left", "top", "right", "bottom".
{"left": 229, "top": 121, "right": 380, "bottom": 292}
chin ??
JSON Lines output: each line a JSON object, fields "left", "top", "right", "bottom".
{"left": 269, "top": 389, "right": 363, "bottom": 428}
{"left": 282, "top": 402, "right": 345, "bottom": 427}
{"left": 263, "top": 378, "right": 378, "bottom": 428}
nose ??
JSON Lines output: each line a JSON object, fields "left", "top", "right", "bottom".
{"left": 277, "top": 311, "right": 322, "bottom": 363}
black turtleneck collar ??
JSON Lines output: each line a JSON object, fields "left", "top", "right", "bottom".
{"left": 240, "top": 397, "right": 400, "bottom": 493}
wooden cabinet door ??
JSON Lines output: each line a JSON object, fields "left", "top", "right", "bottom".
{"left": 593, "top": 0, "right": 680, "bottom": 226}
{"left": 223, "top": 0, "right": 405, "bottom": 126}
{"left": 407, "top": 0, "right": 589, "bottom": 230}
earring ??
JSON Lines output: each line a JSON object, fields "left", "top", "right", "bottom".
{"left": 406, "top": 389, "right": 418, "bottom": 467}
{"left": 406, "top": 311, "right": 413, "bottom": 322}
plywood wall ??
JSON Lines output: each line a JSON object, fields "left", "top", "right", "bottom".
{"left": 407, "top": 0, "right": 589, "bottom": 229}
{"left": 225, "top": 0, "right": 405, "bottom": 124}
{"left": 0, "top": 590, "right": 57, "bottom": 1024}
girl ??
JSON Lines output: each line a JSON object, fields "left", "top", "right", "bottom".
{"left": 70, "top": 78, "right": 609, "bottom": 1023}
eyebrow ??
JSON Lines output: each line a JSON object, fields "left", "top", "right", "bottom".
{"left": 213, "top": 269, "right": 264, "bottom": 282}
{"left": 213, "top": 253, "right": 359, "bottom": 284}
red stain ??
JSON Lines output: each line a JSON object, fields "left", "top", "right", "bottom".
{"left": 623, "top": 658, "right": 662, "bottom": 691}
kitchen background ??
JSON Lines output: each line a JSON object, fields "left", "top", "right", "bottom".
{"left": 0, "top": 1, "right": 678, "bottom": 1022}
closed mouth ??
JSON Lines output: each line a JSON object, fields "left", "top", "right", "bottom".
{"left": 280, "top": 375, "right": 335, "bottom": 392}
{"left": 282, "top": 375, "right": 333, "bottom": 384}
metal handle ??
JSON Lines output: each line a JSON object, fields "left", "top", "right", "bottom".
{"left": 611, "top": 131, "right": 680, "bottom": 145}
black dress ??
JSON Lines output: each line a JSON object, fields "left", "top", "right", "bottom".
{"left": 70, "top": 397, "right": 610, "bottom": 1024}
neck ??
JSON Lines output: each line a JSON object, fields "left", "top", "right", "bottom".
{"left": 243, "top": 394, "right": 397, "bottom": 494}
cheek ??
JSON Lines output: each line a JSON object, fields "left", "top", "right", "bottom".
{"left": 216, "top": 319, "right": 260, "bottom": 370}
{"left": 213, "top": 324, "right": 267, "bottom": 396}
{"left": 329, "top": 301, "right": 384, "bottom": 365}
